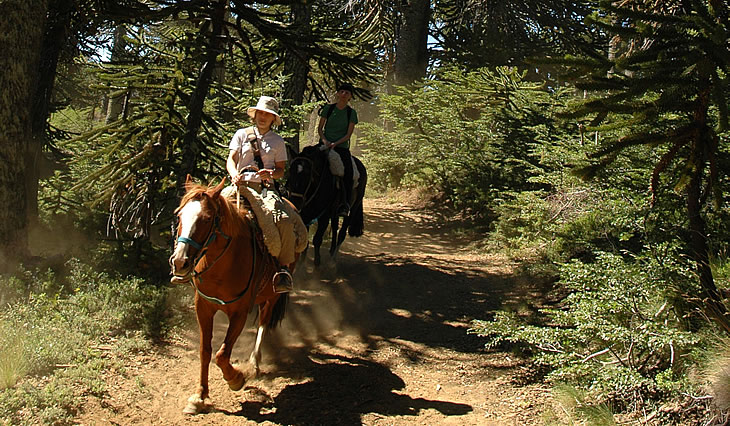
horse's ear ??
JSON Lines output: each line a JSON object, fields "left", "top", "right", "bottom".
{"left": 210, "top": 177, "right": 227, "bottom": 198}
{"left": 185, "top": 174, "right": 195, "bottom": 191}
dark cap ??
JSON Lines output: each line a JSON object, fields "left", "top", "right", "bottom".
{"left": 336, "top": 83, "right": 355, "bottom": 93}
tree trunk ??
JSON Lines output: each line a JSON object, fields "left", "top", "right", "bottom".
{"left": 282, "top": 1, "right": 311, "bottom": 153}
{"left": 27, "top": 0, "right": 74, "bottom": 223}
{"left": 391, "top": 0, "right": 430, "bottom": 90}
{"left": 177, "top": 0, "right": 226, "bottom": 191}
{"left": 687, "top": 88, "right": 730, "bottom": 333}
{"left": 106, "top": 24, "right": 129, "bottom": 123}
{"left": 0, "top": 0, "right": 48, "bottom": 267}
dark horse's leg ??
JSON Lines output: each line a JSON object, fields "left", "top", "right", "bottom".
{"left": 334, "top": 216, "right": 351, "bottom": 257}
{"left": 333, "top": 158, "right": 367, "bottom": 255}
{"left": 312, "top": 213, "right": 330, "bottom": 266}
{"left": 329, "top": 213, "right": 340, "bottom": 257}
{"left": 184, "top": 298, "right": 215, "bottom": 415}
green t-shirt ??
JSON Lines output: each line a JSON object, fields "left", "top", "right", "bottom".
{"left": 320, "top": 104, "right": 359, "bottom": 149}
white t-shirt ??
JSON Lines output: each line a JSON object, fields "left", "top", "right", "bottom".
{"left": 229, "top": 126, "right": 287, "bottom": 182}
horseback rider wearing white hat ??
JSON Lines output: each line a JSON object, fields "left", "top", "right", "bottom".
{"left": 226, "top": 95, "right": 302, "bottom": 293}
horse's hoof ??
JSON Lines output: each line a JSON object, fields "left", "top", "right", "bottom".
{"left": 183, "top": 394, "right": 208, "bottom": 415}
{"left": 228, "top": 371, "right": 245, "bottom": 391}
{"left": 228, "top": 363, "right": 255, "bottom": 391}
{"left": 247, "top": 356, "right": 261, "bottom": 378}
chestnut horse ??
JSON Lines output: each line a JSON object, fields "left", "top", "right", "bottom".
{"left": 169, "top": 176, "right": 292, "bottom": 415}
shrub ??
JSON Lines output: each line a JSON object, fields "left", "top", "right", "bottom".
{"left": 0, "top": 257, "right": 170, "bottom": 424}
{"left": 470, "top": 251, "right": 700, "bottom": 413}
{"left": 360, "top": 67, "right": 573, "bottom": 221}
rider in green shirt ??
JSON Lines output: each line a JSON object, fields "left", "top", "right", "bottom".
{"left": 317, "top": 83, "right": 359, "bottom": 216}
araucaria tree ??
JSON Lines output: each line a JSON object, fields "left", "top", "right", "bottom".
{"left": 0, "top": 0, "right": 48, "bottom": 267}
{"left": 559, "top": 0, "right": 730, "bottom": 332}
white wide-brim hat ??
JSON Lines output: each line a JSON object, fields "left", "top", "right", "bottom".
{"left": 247, "top": 96, "right": 282, "bottom": 126}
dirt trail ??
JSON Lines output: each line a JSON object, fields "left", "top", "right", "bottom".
{"left": 77, "top": 197, "right": 552, "bottom": 425}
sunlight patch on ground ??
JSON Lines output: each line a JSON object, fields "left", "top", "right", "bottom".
{"left": 388, "top": 308, "right": 413, "bottom": 318}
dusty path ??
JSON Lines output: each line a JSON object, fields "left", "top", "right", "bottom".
{"left": 77, "top": 197, "right": 552, "bottom": 425}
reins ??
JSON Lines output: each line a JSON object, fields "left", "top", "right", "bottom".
{"left": 288, "top": 153, "right": 329, "bottom": 224}
{"left": 177, "top": 207, "right": 258, "bottom": 306}
{"left": 288, "top": 156, "right": 317, "bottom": 209}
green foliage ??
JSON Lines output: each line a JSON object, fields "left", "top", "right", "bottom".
{"left": 556, "top": 0, "right": 730, "bottom": 224}
{"left": 0, "top": 257, "right": 169, "bottom": 424}
{"left": 432, "top": 0, "right": 599, "bottom": 69}
{"left": 361, "top": 66, "right": 573, "bottom": 220}
{"left": 470, "top": 252, "right": 700, "bottom": 411}
{"left": 491, "top": 181, "right": 653, "bottom": 265}
{"left": 554, "top": 0, "right": 730, "bottom": 334}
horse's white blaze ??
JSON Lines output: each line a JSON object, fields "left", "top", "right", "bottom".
{"left": 296, "top": 164, "right": 303, "bottom": 173}
{"left": 172, "top": 200, "right": 203, "bottom": 272}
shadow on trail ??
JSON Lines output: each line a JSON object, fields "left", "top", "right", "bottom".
{"left": 184, "top": 199, "right": 552, "bottom": 422}
{"left": 209, "top": 198, "right": 552, "bottom": 369}
{"left": 260, "top": 250, "right": 547, "bottom": 358}
{"left": 223, "top": 351, "right": 471, "bottom": 425}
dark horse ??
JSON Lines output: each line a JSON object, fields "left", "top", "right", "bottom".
{"left": 287, "top": 145, "right": 367, "bottom": 265}
{"left": 169, "top": 176, "right": 294, "bottom": 415}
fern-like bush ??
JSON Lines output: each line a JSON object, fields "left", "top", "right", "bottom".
{"left": 471, "top": 251, "right": 701, "bottom": 412}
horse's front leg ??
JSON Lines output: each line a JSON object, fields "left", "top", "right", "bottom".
{"left": 214, "top": 310, "right": 253, "bottom": 392}
{"left": 312, "top": 218, "right": 328, "bottom": 266}
{"left": 184, "top": 301, "right": 214, "bottom": 415}
{"left": 334, "top": 216, "right": 350, "bottom": 257}
{"left": 329, "top": 215, "right": 339, "bottom": 257}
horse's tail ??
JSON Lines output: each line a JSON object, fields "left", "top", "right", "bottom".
{"left": 348, "top": 158, "right": 367, "bottom": 237}
{"left": 268, "top": 293, "right": 289, "bottom": 329}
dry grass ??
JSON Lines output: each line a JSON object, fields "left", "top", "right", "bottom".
{"left": 0, "top": 321, "right": 29, "bottom": 390}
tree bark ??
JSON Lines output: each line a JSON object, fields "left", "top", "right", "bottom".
{"left": 391, "top": 0, "right": 430, "bottom": 90}
{"left": 27, "top": 0, "right": 75, "bottom": 223}
{"left": 0, "top": 0, "right": 48, "bottom": 267}
{"left": 282, "top": 1, "right": 311, "bottom": 153}
{"left": 105, "top": 24, "right": 129, "bottom": 123}
{"left": 177, "top": 0, "right": 226, "bottom": 191}
{"left": 687, "top": 87, "right": 730, "bottom": 333}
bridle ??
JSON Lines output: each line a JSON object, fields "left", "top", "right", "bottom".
{"left": 174, "top": 201, "right": 257, "bottom": 305}
{"left": 288, "top": 155, "right": 325, "bottom": 211}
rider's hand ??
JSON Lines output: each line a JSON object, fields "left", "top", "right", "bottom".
{"left": 230, "top": 173, "right": 242, "bottom": 185}
{"left": 257, "top": 169, "right": 274, "bottom": 182}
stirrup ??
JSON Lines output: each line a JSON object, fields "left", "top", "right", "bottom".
{"left": 273, "top": 269, "right": 293, "bottom": 293}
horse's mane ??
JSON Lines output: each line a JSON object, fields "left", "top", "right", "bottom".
{"left": 299, "top": 145, "right": 321, "bottom": 158}
{"left": 178, "top": 183, "right": 249, "bottom": 239}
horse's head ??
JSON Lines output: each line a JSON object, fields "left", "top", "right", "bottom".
{"left": 169, "top": 176, "right": 227, "bottom": 283}
{"left": 287, "top": 145, "right": 326, "bottom": 211}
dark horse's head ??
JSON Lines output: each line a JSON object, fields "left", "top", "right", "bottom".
{"left": 287, "top": 145, "right": 329, "bottom": 212}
